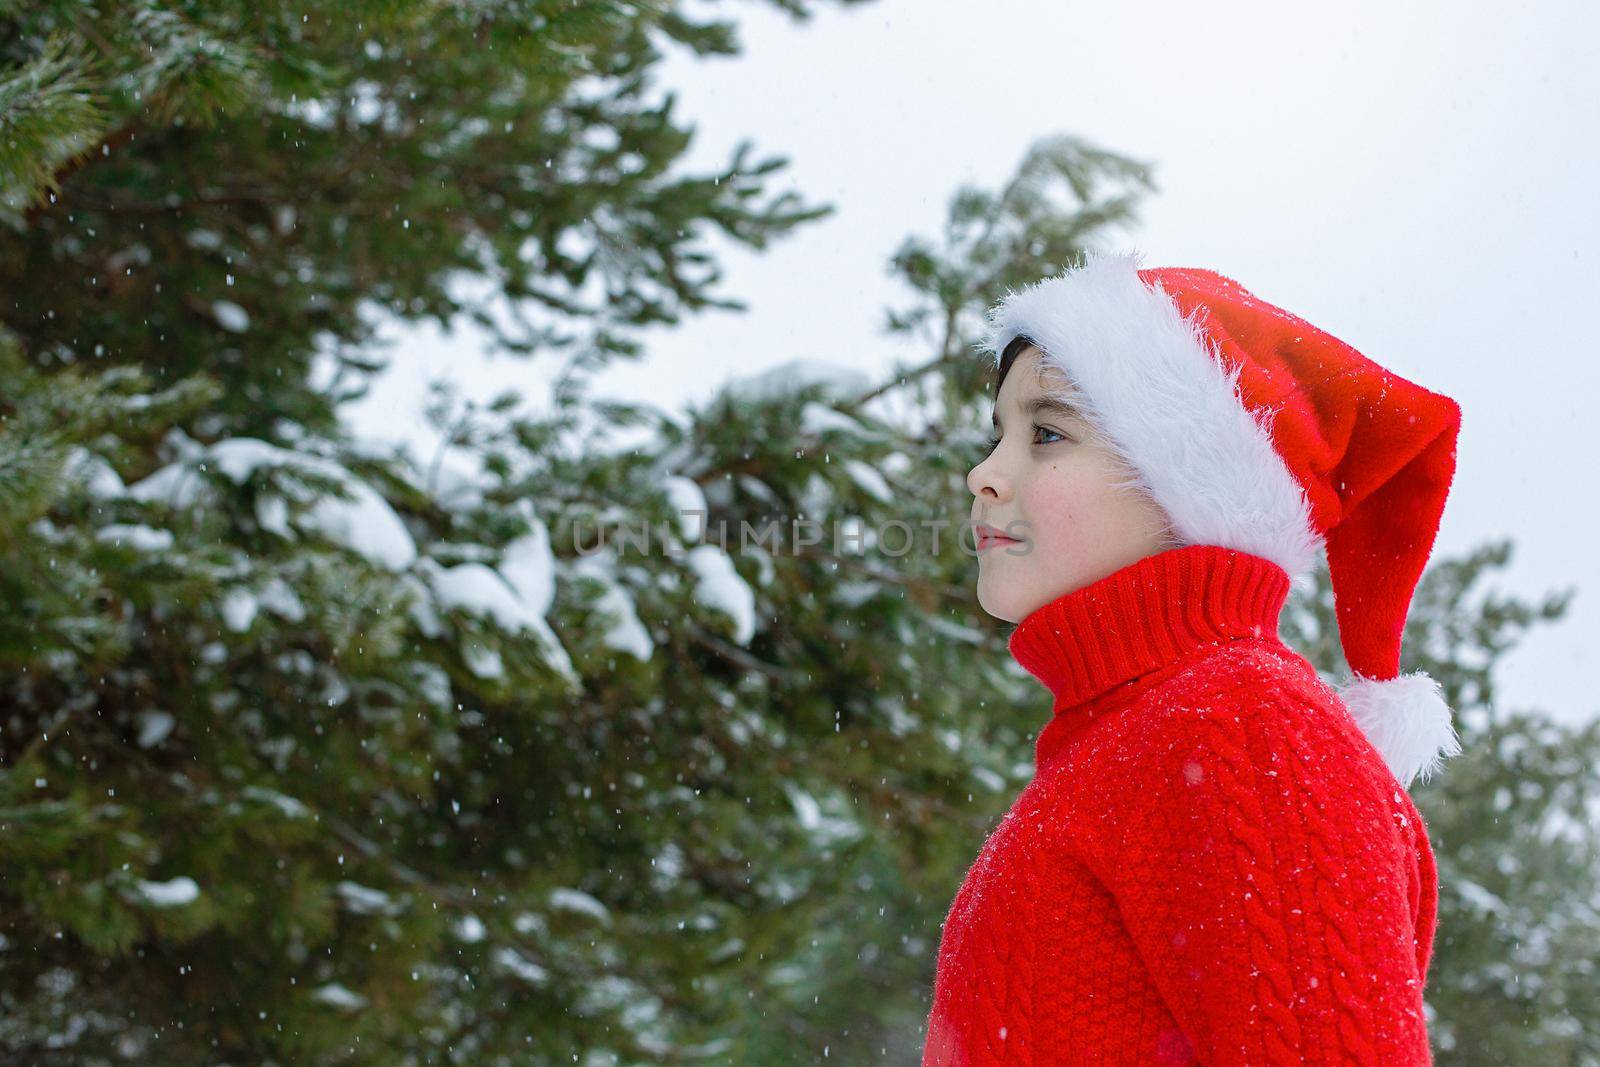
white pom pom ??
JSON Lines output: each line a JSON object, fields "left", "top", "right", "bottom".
{"left": 1335, "top": 670, "right": 1463, "bottom": 790}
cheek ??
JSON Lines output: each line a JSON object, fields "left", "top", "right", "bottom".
{"left": 1018, "top": 459, "right": 1121, "bottom": 548}
{"left": 1020, "top": 448, "right": 1169, "bottom": 573}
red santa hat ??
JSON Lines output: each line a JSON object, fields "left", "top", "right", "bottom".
{"left": 979, "top": 249, "right": 1464, "bottom": 790}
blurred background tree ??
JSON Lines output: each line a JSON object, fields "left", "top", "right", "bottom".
{"left": 1, "top": 2, "right": 1595, "bottom": 1064}
{"left": 1284, "top": 542, "right": 1598, "bottom": 1063}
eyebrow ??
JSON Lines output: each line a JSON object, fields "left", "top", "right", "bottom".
{"left": 991, "top": 395, "right": 1086, "bottom": 430}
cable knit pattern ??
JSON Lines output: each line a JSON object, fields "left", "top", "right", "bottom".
{"left": 922, "top": 544, "right": 1438, "bottom": 1065}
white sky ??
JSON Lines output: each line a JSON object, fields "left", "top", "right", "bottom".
{"left": 345, "top": 0, "right": 1599, "bottom": 725}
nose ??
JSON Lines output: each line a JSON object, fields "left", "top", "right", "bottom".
{"left": 966, "top": 451, "right": 1010, "bottom": 504}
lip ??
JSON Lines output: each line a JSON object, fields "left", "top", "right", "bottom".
{"left": 975, "top": 522, "right": 1022, "bottom": 553}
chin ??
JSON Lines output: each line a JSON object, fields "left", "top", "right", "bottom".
{"left": 975, "top": 567, "right": 1031, "bottom": 625}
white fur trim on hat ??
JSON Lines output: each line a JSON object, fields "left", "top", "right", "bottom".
{"left": 977, "top": 248, "right": 1323, "bottom": 579}
{"left": 1336, "top": 670, "right": 1462, "bottom": 790}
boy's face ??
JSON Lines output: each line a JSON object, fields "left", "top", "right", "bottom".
{"left": 967, "top": 345, "right": 1176, "bottom": 624}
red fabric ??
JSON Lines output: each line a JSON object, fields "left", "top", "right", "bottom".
{"left": 1137, "top": 266, "right": 1461, "bottom": 683}
{"left": 922, "top": 544, "right": 1439, "bottom": 1065}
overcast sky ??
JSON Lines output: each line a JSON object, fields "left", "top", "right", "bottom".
{"left": 345, "top": 0, "right": 1599, "bottom": 725}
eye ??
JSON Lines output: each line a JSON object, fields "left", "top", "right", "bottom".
{"left": 1032, "top": 423, "right": 1068, "bottom": 446}
{"left": 983, "top": 432, "right": 1002, "bottom": 455}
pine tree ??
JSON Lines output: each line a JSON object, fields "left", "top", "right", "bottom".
{"left": 1281, "top": 530, "right": 1598, "bottom": 1061}
{"left": 1380, "top": 546, "right": 1597, "bottom": 1062}
{"left": 0, "top": 2, "right": 896, "bottom": 1062}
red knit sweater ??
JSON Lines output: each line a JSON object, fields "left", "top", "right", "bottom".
{"left": 921, "top": 544, "right": 1439, "bottom": 1065}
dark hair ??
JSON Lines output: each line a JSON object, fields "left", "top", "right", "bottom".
{"left": 995, "top": 333, "right": 1036, "bottom": 397}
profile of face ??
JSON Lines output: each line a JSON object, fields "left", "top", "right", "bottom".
{"left": 967, "top": 343, "right": 1178, "bottom": 624}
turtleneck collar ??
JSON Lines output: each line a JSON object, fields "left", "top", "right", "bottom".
{"left": 1008, "top": 543, "right": 1292, "bottom": 717}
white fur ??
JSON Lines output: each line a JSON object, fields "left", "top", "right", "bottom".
{"left": 1336, "top": 671, "right": 1462, "bottom": 790}
{"left": 977, "top": 248, "right": 1324, "bottom": 578}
